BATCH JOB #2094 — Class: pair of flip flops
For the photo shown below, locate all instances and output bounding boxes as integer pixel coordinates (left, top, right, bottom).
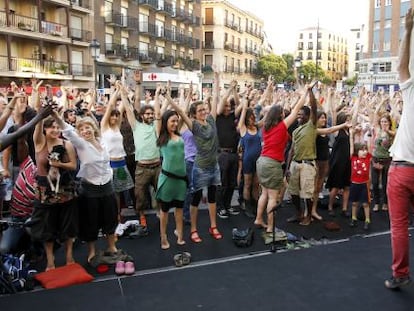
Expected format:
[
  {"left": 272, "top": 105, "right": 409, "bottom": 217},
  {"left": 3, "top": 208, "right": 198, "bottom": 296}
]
[{"left": 173, "top": 252, "right": 191, "bottom": 267}]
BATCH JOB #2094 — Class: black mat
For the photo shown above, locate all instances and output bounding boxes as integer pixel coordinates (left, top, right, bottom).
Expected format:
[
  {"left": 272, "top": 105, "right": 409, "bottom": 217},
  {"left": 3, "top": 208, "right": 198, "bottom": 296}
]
[
  {"left": 2, "top": 233, "right": 414, "bottom": 311},
  {"left": 28, "top": 197, "right": 392, "bottom": 277}
]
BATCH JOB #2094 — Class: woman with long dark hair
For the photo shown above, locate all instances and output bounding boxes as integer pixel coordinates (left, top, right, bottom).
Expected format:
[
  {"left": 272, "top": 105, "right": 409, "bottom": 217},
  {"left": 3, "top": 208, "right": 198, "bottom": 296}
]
[
  {"left": 165, "top": 71, "right": 222, "bottom": 243},
  {"left": 156, "top": 109, "right": 187, "bottom": 249}
]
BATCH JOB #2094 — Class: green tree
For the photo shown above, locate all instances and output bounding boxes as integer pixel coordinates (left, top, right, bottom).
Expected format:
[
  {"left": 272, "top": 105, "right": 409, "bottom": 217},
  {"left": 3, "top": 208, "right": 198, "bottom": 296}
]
[
  {"left": 281, "top": 54, "right": 296, "bottom": 85},
  {"left": 298, "top": 62, "right": 326, "bottom": 82},
  {"left": 256, "top": 54, "right": 288, "bottom": 83}
]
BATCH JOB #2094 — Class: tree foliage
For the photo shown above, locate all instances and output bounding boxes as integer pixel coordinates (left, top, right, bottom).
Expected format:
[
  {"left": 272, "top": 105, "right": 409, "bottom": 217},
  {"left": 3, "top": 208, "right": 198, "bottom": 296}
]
[{"left": 256, "top": 54, "right": 288, "bottom": 83}]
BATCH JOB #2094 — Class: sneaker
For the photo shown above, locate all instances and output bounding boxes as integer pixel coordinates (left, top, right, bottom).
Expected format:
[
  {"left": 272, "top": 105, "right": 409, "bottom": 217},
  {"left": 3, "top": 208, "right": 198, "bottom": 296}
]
[
  {"left": 349, "top": 219, "right": 358, "bottom": 227},
  {"left": 228, "top": 206, "right": 240, "bottom": 216},
  {"left": 217, "top": 208, "right": 229, "bottom": 219},
  {"left": 363, "top": 222, "right": 370, "bottom": 231},
  {"left": 384, "top": 276, "right": 411, "bottom": 289}
]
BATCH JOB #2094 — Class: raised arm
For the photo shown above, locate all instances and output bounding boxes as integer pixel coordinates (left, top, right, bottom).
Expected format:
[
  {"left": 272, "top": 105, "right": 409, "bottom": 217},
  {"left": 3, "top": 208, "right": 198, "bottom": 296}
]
[
  {"left": 398, "top": 8, "right": 413, "bottom": 83},
  {"left": 210, "top": 70, "right": 220, "bottom": 119},
  {"left": 283, "top": 85, "right": 309, "bottom": 128},
  {"left": 217, "top": 80, "right": 234, "bottom": 115},
  {"left": 101, "top": 85, "right": 120, "bottom": 131},
  {"left": 237, "top": 95, "right": 248, "bottom": 136},
  {"left": 164, "top": 92, "right": 193, "bottom": 131},
  {"left": 4, "top": 102, "right": 52, "bottom": 152}
]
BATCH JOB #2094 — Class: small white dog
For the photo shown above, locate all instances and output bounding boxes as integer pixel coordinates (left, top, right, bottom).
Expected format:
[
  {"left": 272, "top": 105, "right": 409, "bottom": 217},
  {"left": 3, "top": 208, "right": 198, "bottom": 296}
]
[{"left": 47, "top": 145, "right": 65, "bottom": 194}]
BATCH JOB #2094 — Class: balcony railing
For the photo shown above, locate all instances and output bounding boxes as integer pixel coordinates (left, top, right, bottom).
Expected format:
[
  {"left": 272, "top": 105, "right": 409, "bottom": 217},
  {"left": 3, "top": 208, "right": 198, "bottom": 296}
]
[
  {"left": 0, "top": 56, "right": 93, "bottom": 77},
  {"left": 122, "top": 47, "right": 139, "bottom": 61},
  {"left": 105, "top": 12, "right": 123, "bottom": 26},
  {"left": 69, "top": 28, "right": 92, "bottom": 41},
  {"left": 105, "top": 43, "right": 122, "bottom": 58},
  {"left": 71, "top": 0, "right": 91, "bottom": 9},
  {"left": 203, "top": 41, "right": 214, "bottom": 49},
  {"left": 138, "top": 0, "right": 158, "bottom": 9},
  {"left": 72, "top": 63, "right": 93, "bottom": 76}
]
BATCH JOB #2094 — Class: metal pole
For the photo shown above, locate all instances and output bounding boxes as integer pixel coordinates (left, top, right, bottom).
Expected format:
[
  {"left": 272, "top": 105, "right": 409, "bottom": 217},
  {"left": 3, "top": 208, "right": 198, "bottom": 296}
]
[{"left": 315, "top": 18, "right": 319, "bottom": 81}]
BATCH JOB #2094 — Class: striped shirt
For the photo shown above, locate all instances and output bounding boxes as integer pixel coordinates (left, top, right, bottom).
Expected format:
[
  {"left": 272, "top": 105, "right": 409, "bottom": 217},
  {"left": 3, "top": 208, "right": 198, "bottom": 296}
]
[{"left": 10, "top": 156, "right": 36, "bottom": 217}]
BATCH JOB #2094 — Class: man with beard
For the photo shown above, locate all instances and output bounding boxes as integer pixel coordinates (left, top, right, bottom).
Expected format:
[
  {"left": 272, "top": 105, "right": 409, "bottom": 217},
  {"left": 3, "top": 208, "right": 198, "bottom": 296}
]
[{"left": 124, "top": 74, "right": 160, "bottom": 228}]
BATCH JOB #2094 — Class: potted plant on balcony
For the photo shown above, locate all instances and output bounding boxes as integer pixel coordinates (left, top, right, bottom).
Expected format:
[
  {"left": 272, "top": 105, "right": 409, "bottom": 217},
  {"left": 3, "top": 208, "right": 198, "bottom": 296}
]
[
  {"left": 18, "top": 22, "right": 34, "bottom": 31},
  {"left": 50, "top": 64, "right": 68, "bottom": 75},
  {"left": 20, "top": 60, "right": 34, "bottom": 72}
]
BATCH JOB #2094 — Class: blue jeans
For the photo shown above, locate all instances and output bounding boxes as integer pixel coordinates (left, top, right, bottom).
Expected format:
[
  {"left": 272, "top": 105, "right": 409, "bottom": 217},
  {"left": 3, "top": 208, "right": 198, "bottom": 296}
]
[
  {"left": 0, "top": 217, "right": 27, "bottom": 254},
  {"left": 183, "top": 160, "right": 194, "bottom": 221}
]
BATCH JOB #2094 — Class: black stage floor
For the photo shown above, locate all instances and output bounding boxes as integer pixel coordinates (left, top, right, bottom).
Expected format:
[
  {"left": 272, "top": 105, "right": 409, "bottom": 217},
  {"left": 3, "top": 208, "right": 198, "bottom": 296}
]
[
  {"left": 2, "top": 198, "right": 414, "bottom": 310},
  {"left": 2, "top": 232, "right": 414, "bottom": 311}
]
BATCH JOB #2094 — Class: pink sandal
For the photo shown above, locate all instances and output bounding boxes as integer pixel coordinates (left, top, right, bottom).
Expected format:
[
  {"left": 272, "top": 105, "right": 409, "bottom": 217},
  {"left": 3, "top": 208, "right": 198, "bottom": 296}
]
[
  {"left": 124, "top": 261, "right": 135, "bottom": 275},
  {"left": 115, "top": 261, "right": 125, "bottom": 275}
]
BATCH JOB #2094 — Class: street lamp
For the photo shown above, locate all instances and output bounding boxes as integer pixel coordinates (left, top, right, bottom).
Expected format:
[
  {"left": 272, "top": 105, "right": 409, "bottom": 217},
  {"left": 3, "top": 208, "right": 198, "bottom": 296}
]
[
  {"left": 294, "top": 57, "right": 302, "bottom": 84},
  {"left": 89, "top": 39, "right": 100, "bottom": 88}
]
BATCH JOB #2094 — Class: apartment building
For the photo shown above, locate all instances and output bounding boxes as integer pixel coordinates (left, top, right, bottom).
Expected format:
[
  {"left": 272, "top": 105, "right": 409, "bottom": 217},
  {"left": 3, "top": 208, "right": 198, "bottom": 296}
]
[
  {"left": 97, "top": 0, "right": 202, "bottom": 93},
  {"left": 358, "top": 0, "right": 413, "bottom": 92},
  {"left": 0, "top": 0, "right": 94, "bottom": 93},
  {"left": 201, "top": 0, "right": 264, "bottom": 89},
  {"left": 295, "top": 26, "right": 348, "bottom": 82}
]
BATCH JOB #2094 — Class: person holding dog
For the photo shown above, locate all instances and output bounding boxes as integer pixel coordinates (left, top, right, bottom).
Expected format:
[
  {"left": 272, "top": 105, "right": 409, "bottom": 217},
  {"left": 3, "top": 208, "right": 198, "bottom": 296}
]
[{"left": 33, "top": 102, "right": 78, "bottom": 271}]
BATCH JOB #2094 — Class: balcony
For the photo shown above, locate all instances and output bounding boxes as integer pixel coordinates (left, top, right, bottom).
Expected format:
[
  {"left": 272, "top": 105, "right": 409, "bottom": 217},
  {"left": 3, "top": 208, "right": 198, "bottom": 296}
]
[
  {"left": 138, "top": 0, "right": 158, "bottom": 9},
  {"left": 139, "top": 52, "right": 155, "bottom": 64},
  {"left": 157, "top": 54, "right": 174, "bottom": 67},
  {"left": 0, "top": 56, "right": 92, "bottom": 77},
  {"left": 203, "top": 41, "right": 214, "bottom": 49},
  {"left": 105, "top": 43, "right": 122, "bottom": 58},
  {"left": 139, "top": 22, "right": 157, "bottom": 37},
  {"left": 224, "top": 65, "right": 234, "bottom": 73},
  {"left": 105, "top": 12, "right": 123, "bottom": 27},
  {"left": 175, "top": 8, "right": 187, "bottom": 21},
  {"left": 72, "top": 63, "right": 93, "bottom": 76},
  {"left": 157, "top": 2, "right": 174, "bottom": 16},
  {"left": 70, "top": 0, "right": 91, "bottom": 10},
  {"left": 69, "top": 28, "right": 92, "bottom": 42},
  {"left": 122, "top": 47, "right": 139, "bottom": 61},
  {"left": 124, "top": 16, "right": 139, "bottom": 30}
]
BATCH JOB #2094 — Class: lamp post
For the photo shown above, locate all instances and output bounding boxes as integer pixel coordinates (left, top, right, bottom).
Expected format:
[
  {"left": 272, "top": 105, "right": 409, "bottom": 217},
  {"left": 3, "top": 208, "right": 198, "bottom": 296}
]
[
  {"left": 294, "top": 57, "right": 302, "bottom": 85},
  {"left": 89, "top": 39, "right": 100, "bottom": 89}
]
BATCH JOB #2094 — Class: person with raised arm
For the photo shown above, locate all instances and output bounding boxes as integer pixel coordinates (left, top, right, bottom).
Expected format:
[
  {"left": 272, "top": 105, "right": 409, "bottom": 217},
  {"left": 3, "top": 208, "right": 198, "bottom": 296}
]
[
  {"left": 254, "top": 84, "right": 309, "bottom": 234},
  {"left": 164, "top": 70, "right": 222, "bottom": 243},
  {"left": 384, "top": 8, "right": 414, "bottom": 290}
]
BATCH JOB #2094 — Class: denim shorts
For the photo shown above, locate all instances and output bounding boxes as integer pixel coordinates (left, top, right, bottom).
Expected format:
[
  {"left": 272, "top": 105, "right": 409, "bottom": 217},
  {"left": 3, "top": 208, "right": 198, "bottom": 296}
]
[{"left": 192, "top": 162, "right": 221, "bottom": 192}]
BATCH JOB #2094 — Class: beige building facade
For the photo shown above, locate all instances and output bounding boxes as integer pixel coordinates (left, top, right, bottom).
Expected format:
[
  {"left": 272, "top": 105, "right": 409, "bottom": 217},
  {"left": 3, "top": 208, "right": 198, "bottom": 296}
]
[
  {"left": 201, "top": 0, "right": 264, "bottom": 89},
  {"left": 295, "top": 26, "right": 348, "bottom": 82},
  {"left": 0, "top": 0, "right": 94, "bottom": 92}
]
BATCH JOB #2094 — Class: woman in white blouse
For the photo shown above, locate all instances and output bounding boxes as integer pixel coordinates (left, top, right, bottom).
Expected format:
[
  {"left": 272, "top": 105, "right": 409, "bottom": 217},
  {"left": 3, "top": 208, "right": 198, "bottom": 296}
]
[{"left": 52, "top": 96, "right": 119, "bottom": 263}]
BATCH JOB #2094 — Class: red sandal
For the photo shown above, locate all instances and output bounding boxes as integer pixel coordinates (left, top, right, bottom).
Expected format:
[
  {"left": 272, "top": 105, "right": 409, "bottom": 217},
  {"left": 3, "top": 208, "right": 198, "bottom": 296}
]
[
  {"left": 209, "top": 227, "right": 222, "bottom": 240},
  {"left": 190, "top": 231, "right": 202, "bottom": 243}
]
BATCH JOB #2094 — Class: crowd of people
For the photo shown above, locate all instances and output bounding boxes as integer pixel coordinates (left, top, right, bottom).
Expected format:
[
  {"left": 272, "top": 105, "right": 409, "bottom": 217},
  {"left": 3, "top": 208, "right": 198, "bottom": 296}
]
[{"left": 0, "top": 26, "right": 412, "bottom": 288}]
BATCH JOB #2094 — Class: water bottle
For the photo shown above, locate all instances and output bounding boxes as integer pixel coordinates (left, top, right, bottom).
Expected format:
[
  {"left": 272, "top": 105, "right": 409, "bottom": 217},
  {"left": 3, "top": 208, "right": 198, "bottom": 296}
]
[{"left": 4, "top": 178, "right": 12, "bottom": 201}]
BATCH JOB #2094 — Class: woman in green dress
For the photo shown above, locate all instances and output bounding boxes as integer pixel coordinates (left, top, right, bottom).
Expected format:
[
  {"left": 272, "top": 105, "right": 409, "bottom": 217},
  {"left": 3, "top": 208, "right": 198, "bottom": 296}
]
[{"left": 156, "top": 109, "right": 187, "bottom": 249}]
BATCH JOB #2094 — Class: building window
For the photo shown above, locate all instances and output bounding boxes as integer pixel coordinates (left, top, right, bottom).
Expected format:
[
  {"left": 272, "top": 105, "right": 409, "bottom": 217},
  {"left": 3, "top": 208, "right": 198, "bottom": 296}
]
[
  {"left": 309, "top": 33, "right": 312, "bottom": 39},
  {"left": 384, "top": 19, "right": 391, "bottom": 28},
  {"left": 383, "top": 40, "right": 390, "bottom": 51},
  {"left": 375, "top": 0, "right": 381, "bottom": 8},
  {"left": 385, "top": 0, "right": 392, "bottom": 5},
  {"left": 205, "top": 55, "right": 213, "bottom": 66},
  {"left": 139, "top": 14, "right": 148, "bottom": 32},
  {"left": 299, "top": 33, "right": 303, "bottom": 39},
  {"left": 374, "top": 21, "right": 380, "bottom": 30}
]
